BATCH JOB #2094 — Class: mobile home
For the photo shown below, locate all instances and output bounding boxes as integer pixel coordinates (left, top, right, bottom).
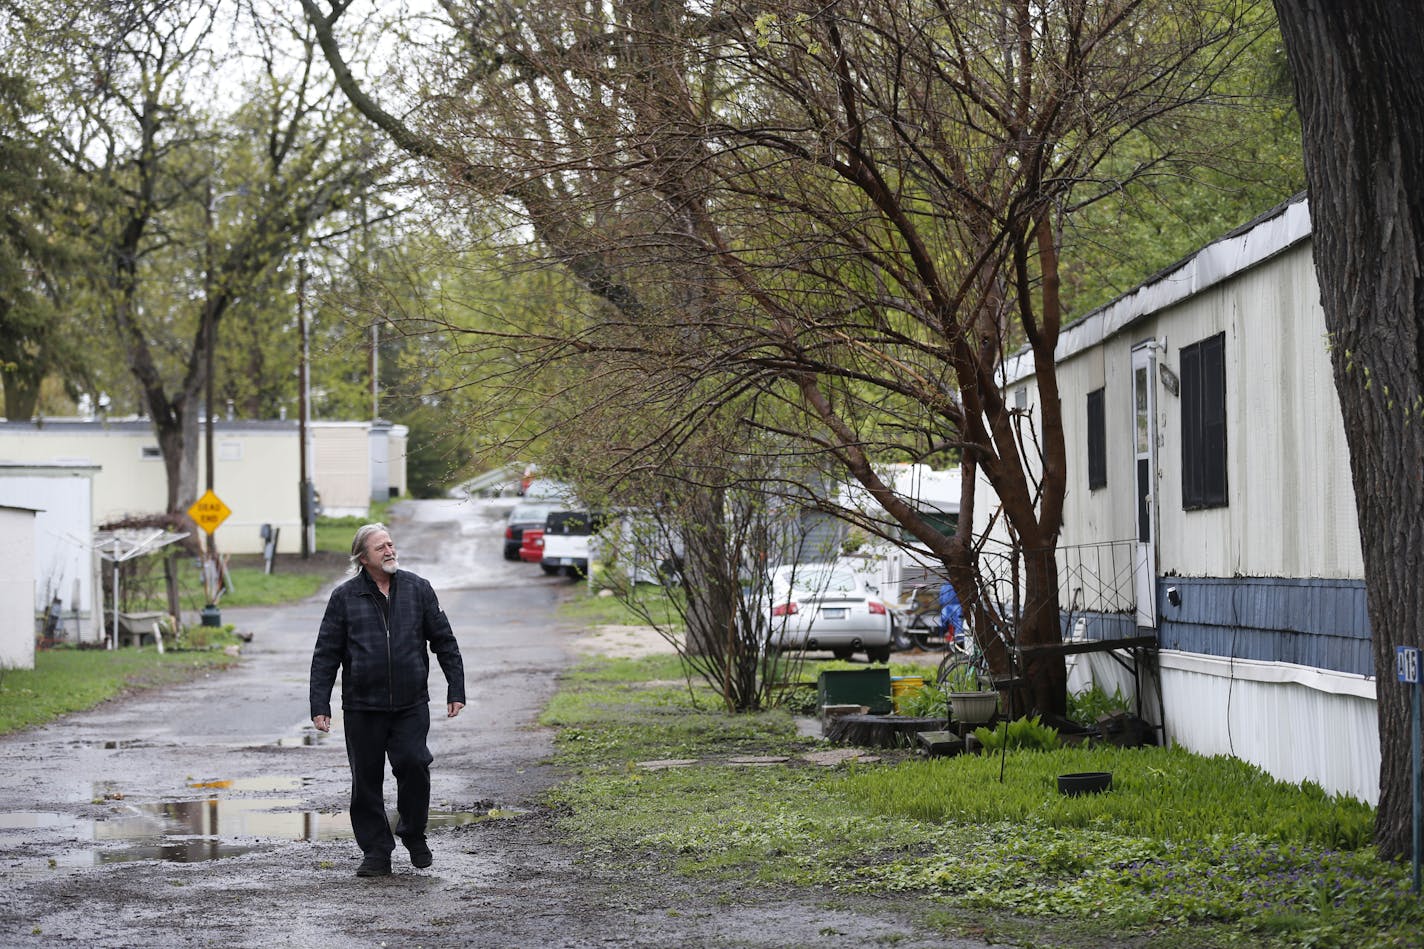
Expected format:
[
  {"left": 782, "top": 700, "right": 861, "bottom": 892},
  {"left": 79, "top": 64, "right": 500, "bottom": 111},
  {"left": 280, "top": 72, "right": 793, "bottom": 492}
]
[{"left": 982, "top": 194, "right": 1377, "bottom": 802}]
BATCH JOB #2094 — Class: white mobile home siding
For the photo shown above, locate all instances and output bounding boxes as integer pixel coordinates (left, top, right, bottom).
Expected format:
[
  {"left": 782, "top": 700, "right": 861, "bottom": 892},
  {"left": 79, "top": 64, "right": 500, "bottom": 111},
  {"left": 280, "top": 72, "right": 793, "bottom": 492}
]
[
  {"left": 0, "top": 421, "right": 300, "bottom": 555},
  {"left": 312, "top": 423, "right": 372, "bottom": 516},
  {"left": 1053, "top": 242, "right": 1362, "bottom": 581},
  {"left": 0, "top": 506, "right": 38, "bottom": 668},
  {"left": 1159, "top": 245, "right": 1359, "bottom": 580},
  {"left": 980, "top": 196, "right": 1379, "bottom": 803},
  {"left": 0, "top": 423, "right": 170, "bottom": 525},
  {"left": 367, "top": 421, "right": 411, "bottom": 502},
  {"left": 200, "top": 427, "right": 302, "bottom": 555},
  {"left": 387, "top": 428, "right": 408, "bottom": 498},
  {"left": 0, "top": 420, "right": 406, "bottom": 540},
  {"left": 0, "top": 463, "right": 102, "bottom": 643}
]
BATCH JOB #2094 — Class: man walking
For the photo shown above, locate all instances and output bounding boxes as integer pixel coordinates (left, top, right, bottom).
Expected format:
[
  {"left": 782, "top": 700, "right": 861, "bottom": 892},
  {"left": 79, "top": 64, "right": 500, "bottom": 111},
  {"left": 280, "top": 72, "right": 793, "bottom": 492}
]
[{"left": 310, "top": 523, "right": 466, "bottom": 877}]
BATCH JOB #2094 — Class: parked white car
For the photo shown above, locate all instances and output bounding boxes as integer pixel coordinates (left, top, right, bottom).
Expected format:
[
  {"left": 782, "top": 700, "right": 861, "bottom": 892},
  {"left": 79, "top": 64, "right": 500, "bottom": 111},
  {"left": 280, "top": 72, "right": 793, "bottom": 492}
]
[
  {"left": 540, "top": 510, "right": 604, "bottom": 578},
  {"left": 767, "top": 562, "right": 893, "bottom": 662}
]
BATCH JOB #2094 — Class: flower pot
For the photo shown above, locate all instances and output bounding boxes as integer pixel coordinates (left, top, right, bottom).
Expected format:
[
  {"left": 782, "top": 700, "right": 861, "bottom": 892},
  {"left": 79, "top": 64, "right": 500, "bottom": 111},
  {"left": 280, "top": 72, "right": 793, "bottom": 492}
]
[
  {"left": 1057, "top": 771, "right": 1113, "bottom": 796},
  {"left": 947, "top": 690, "right": 998, "bottom": 724}
]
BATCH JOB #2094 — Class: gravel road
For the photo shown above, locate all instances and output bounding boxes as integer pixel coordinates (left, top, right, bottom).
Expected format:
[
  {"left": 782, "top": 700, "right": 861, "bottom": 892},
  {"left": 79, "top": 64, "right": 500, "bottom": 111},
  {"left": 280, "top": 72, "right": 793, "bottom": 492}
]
[{"left": 0, "top": 498, "right": 984, "bottom": 948}]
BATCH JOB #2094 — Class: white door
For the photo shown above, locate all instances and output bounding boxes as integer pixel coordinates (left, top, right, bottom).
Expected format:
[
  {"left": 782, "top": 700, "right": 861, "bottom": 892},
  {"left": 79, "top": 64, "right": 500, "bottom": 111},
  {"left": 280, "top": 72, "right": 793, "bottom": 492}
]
[{"left": 1131, "top": 343, "right": 1159, "bottom": 628}]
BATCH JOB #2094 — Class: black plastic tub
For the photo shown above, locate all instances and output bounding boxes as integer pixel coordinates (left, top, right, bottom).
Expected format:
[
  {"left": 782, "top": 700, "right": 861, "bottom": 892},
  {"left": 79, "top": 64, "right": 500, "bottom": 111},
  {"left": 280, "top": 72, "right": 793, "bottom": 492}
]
[{"left": 1057, "top": 771, "right": 1113, "bottom": 796}]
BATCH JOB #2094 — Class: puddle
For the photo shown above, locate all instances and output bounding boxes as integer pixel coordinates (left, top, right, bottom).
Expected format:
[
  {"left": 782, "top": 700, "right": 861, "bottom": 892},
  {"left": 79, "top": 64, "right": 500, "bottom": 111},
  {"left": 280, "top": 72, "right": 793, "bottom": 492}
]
[
  {"left": 0, "top": 794, "right": 511, "bottom": 866},
  {"left": 186, "top": 776, "right": 307, "bottom": 792},
  {"left": 99, "top": 839, "right": 262, "bottom": 864}
]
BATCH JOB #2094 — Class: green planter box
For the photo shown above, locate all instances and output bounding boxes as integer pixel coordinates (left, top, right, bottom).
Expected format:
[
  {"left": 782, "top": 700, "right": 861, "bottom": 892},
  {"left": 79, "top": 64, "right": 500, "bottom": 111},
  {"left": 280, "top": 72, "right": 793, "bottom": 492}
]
[{"left": 818, "top": 668, "right": 893, "bottom": 715}]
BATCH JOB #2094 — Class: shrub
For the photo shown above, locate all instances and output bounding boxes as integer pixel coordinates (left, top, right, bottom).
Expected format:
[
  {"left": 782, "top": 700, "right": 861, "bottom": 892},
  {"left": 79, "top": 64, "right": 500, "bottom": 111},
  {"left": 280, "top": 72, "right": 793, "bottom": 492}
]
[
  {"left": 974, "top": 714, "right": 1060, "bottom": 752},
  {"left": 896, "top": 681, "right": 948, "bottom": 718},
  {"left": 1067, "top": 683, "right": 1131, "bottom": 726},
  {"left": 177, "top": 623, "right": 243, "bottom": 651}
]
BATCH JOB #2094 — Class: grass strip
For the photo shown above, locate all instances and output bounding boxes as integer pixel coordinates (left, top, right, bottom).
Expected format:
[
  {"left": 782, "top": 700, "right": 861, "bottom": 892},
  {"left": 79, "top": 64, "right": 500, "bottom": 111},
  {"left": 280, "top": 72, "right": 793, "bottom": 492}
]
[
  {"left": 542, "top": 651, "right": 1422, "bottom": 949},
  {"left": 0, "top": 647, "right": 236, "bottom": 736}
]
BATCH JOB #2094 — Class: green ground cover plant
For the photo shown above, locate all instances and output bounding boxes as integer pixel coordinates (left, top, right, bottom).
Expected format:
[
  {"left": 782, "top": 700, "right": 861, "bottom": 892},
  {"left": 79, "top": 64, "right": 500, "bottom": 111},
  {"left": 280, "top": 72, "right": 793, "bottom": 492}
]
[
  {"left": 0, "top": 647, "right": 235, "bottom": 735},
  {"left": 212, "top": 562, "right": 331, "bottom": 606},
  {"left": 557, "top": 582, "right": 685, "bottom": 631},
  {"left": 556, "top": 586, "right": 680, "bottom": 628},
  {"left": 894, "top": 680, "right": 948, "bottom": 718},
  {"left": 175, "top": 623, "right": 246, "bottom": 651},
  {"left": 543, "top": 652, "right": 1420, "bottom": 948},
  {"left": 971, "top": 714, "right": 1060, "bottom": 753},
  {"left": 1067, "top": 683, "right": 1133, "bottom": 725}
]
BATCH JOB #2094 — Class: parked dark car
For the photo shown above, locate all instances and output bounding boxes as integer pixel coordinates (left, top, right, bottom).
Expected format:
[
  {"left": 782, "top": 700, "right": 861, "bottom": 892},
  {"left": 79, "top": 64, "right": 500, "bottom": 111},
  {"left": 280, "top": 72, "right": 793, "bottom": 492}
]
[{"left": 504, "top": 502, "right": 558, "bottom": 560}]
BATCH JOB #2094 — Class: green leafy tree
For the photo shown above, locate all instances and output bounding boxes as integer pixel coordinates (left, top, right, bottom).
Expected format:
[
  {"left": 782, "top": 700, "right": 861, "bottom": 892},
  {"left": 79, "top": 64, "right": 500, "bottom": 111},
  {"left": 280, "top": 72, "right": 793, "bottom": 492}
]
[
  {"left": 26, "top": 0, "right": 388, "bottom": 522},
  {"left": 0, "top": 66, "right": 87, "bottom": 418},
  {"left": 1064, "top": 30, "right": 1305, "bottom": 315}
]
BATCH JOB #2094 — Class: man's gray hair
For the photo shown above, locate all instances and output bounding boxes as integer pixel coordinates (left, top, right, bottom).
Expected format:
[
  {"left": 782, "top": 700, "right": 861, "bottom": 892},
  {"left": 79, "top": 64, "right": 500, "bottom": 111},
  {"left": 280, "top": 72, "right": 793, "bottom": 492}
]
[{"left": 349, "top": 523, "right": 390, "bottom": 572}]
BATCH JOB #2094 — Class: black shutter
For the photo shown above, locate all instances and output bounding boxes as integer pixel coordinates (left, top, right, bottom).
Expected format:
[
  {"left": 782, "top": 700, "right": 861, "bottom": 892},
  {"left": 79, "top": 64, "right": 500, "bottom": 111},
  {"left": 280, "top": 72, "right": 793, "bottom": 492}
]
[
  {"left": 1181, "top": 344, "right": 1202, "bottom": 506},
  {"left": 1181, "top": 332, "right": 1227, "bottom": 509},
  {"left": 1087, "top": 388, "right": 1106, "bottom": 490},
  {"left": 1200, "top": 333, "right": 1228, "bottom": 506}
]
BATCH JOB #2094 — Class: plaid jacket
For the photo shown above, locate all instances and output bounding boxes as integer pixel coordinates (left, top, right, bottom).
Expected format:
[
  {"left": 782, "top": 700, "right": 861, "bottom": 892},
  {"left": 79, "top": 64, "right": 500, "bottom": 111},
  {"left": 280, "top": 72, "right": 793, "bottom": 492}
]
[{"left": 309, "top": 568, "right": 465, "bottom": 717}]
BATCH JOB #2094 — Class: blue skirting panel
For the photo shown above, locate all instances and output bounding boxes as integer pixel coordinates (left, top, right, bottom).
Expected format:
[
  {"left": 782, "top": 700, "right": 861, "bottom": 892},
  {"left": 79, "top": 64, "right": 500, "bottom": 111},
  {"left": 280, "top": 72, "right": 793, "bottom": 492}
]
[
  {"left": 1154, "top": 576, "right": 1372, "bottom": 676},
  {"left": 1059, "top": 611, "right": 1139, "bottom": 642}
]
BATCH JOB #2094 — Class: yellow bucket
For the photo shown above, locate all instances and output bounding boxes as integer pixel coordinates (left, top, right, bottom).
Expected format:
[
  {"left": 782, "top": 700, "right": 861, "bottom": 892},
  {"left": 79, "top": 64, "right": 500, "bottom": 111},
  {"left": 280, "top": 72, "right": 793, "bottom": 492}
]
[{"left": 890, "top": 675, "right": 925, "bottom": 714}]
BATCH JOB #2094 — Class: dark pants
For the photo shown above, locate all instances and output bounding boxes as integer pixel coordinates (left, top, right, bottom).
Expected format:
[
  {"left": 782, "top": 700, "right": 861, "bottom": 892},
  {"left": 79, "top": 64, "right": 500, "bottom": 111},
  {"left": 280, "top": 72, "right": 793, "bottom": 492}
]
[{"left": 343, "top": 704, "right": 433, "bottom": 859}]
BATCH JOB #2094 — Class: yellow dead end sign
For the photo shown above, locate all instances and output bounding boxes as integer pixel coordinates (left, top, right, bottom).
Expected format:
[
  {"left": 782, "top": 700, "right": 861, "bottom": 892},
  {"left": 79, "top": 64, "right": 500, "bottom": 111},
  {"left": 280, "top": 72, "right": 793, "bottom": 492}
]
[{"left": 187, "top": 489, "right": 232, "bottom": 534}]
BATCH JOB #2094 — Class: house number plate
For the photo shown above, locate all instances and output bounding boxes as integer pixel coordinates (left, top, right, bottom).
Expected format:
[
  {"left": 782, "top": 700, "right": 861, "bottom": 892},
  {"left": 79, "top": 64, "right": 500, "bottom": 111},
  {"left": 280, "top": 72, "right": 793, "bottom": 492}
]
[{"left": 1397, "top": 646, "right": 1420, "bottom": 684}]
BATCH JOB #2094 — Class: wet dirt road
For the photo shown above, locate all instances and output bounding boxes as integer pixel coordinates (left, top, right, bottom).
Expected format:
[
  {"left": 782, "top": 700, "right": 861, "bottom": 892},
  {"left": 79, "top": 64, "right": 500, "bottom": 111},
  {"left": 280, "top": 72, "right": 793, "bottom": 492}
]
[{"left": 0, "top": 498, "right": 980, "bottom": 948}]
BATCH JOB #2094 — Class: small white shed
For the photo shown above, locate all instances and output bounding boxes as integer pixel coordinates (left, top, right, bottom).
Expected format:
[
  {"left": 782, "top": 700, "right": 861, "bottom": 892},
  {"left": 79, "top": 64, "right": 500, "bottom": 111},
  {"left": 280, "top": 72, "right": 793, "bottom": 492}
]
[
  {"left": 0, "top": 462, "right": 102, "bottom": 644},
  {"left": 0, "top": 505, "right": 39, "bottom": 668}
]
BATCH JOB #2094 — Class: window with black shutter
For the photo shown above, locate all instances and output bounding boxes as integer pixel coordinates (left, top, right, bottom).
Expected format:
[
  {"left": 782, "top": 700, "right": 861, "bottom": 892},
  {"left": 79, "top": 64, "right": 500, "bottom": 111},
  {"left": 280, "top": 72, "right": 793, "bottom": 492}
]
[
  {"left": 1181, "top": 332, "right": 1227, "bottom": 509},
  {"left": 1086, "top": 387, "right": 1106, "bottom": 490}
]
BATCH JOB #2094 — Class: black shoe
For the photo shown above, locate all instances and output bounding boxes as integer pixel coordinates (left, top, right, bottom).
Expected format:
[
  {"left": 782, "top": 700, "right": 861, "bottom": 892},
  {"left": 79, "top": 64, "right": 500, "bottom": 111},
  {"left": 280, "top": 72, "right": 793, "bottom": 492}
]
[
  {"left": 355, "top": 855, "right": 392, "bottom": 878},
  {"left": 406, "top": 838, "right": 433, "bottom": 869}
]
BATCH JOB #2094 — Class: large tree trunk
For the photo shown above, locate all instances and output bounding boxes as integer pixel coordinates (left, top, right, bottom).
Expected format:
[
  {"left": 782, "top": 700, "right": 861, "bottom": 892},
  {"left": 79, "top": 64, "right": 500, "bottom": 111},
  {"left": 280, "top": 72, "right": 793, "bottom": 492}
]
[
  {"left": 1019, "top": 547, "right": 1068, "bottom": 716},
  {"left": 1273, "top": 0, "right": 1424, "bottom": 858},
  {"left": 0, "top": 368, "right": 39, "bottom": 421},
  {"left": 153, "top": 404, "right": 201, "bottom": 516},
  {"left": 681, "top": 482, "right": 733, "bottom": 657}
]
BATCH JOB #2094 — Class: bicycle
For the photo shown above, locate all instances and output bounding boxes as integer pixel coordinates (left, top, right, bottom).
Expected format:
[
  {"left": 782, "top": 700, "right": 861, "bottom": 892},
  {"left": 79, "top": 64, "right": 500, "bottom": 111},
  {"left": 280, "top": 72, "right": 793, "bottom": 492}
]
[
  {"left": 891, "top": 583, "right": 950, "bottom": 652},
  {"left": 935, "top": 627, "right": 991, "bottom": 693}
]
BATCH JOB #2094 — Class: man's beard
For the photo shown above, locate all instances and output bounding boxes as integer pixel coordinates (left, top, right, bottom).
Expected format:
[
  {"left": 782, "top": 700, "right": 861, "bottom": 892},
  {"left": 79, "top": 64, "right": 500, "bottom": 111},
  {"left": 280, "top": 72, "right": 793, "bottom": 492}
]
[{"left": 380, "top": 558, "right": 398, "bottom": 575}]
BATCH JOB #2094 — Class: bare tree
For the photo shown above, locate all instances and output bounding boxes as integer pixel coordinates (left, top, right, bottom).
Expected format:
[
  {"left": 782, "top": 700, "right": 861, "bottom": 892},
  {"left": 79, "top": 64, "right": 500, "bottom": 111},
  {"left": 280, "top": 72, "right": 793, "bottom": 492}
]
[
  {"left": 568, "top": 415, "right": 815, "bottom": 712},
  {"left": 305, "top": 0, "right": 1277, "bottom": 715},
  {"left": 37, "top": 0, "right": 385, "bottom": 522},
  {"left": 1273, "top": 0, "right": 1424, "bottom": 858}
]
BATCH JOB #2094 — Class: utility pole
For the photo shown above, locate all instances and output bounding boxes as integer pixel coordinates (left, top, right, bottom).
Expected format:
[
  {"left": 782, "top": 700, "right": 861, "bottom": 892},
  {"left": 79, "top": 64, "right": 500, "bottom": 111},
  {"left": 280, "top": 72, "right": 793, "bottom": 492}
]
[
  {"left": 198, "top": 180, "right": 247, "bottom": 623},
  {"left": 202, "top": 180, "right": 221, "bottom": 625},
  {"left": 298, "top": 256, "right": 313, "bottom": 558},
  {"left": 204, "top": 180, "right": 217, "bottom": 498},
  {"left": 360, "top": 191, "right": 379, "bottom": 421}
]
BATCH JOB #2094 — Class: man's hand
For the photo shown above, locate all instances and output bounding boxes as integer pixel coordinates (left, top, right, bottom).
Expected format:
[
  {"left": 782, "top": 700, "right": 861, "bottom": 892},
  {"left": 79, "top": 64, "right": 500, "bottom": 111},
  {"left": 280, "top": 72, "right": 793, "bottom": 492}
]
[
  {"left": 313, "top": 715, "right": 331, "bottom": 733},
  {"left": 447, "top": 702, "right": 464, "bottom": 719}
]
